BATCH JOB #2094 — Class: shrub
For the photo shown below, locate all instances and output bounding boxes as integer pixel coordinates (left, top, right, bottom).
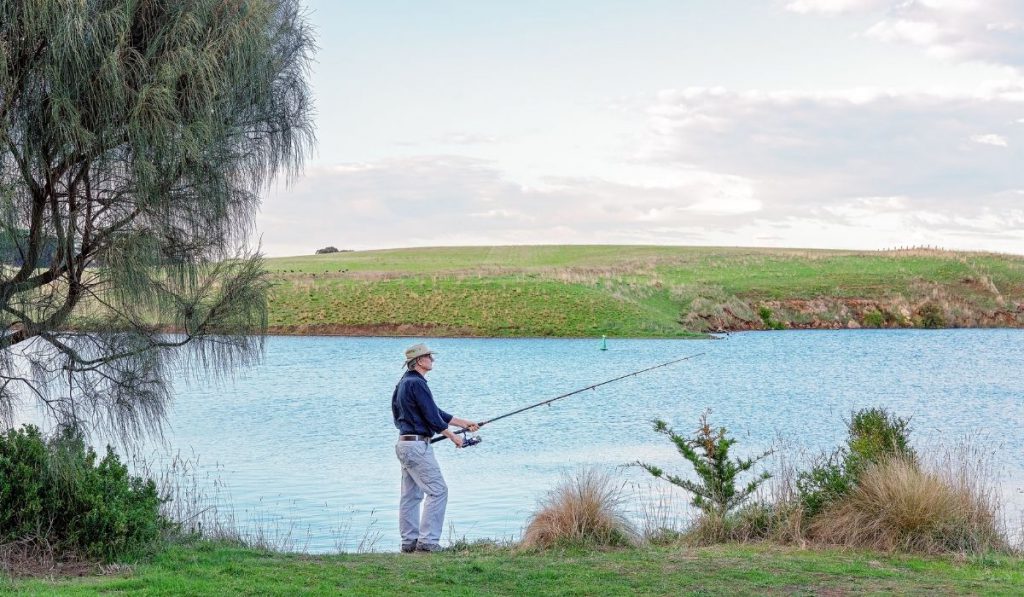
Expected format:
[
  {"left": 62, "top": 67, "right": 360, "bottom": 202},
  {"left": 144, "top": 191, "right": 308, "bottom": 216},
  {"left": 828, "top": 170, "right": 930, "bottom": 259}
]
[
  {"left": 0, "top": 425, "right": 169, "bottom": 562},
  {"left": 637, "top": 413, "right": 772, "bottom": 524},
  {"left": 757, "top": 306, "right": 785, "bottom": 330},
  {"left": 522, "top": 468, "right": 637, "bottom": 549},
  {"left": 845, "top": 408, "right": 915, "bottom": 478},
  {"left": 796, "top": 451, "right": 851, "bottom": 518},
  {"left": 718, "top": 502, "right": 779, "bottom": 543},
  {"left": 315, "top": 246, "right": 339, "bottom": 254},
  {"left": 863, "top": 310, "right": 885, "bottom": 328},
  {"left": 796, "top": 408, "right": 914, "bottom": 517},
  {"left": 917, "top": 303, "right": 946, "bottom": 328},
  {"left": 810, "top": 457, "right": 1003, "bottom": 554}
]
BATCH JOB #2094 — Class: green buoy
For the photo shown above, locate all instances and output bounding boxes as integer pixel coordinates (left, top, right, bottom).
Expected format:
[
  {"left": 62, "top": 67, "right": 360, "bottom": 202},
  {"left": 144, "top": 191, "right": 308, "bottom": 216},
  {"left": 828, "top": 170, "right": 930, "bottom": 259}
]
[{"left": 600, "top": 335, "right": 608, "bottom": 351}]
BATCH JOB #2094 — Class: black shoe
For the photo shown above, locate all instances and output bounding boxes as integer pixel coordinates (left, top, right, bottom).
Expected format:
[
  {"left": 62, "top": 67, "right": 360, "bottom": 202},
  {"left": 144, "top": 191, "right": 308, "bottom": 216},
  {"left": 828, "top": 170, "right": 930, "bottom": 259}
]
[
  {"left": 414, "top": 543, "right": 443, "bottom": 553},
  {"left": 401, "top": 541, "right": 417, "bottom": 553}
]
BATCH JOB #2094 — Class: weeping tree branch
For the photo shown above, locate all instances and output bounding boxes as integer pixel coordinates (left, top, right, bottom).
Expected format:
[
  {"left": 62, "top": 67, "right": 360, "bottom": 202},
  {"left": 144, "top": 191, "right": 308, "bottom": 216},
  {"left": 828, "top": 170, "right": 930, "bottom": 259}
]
[{"left": 0, "top": 0, "right": 315, "bottom": 443}]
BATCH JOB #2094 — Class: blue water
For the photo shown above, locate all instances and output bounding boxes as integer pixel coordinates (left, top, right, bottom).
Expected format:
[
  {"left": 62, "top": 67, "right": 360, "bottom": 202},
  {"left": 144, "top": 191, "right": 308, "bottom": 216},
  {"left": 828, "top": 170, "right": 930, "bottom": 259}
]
[{"left": 149, "top": 330, "right": 1024, "bottom": 552}]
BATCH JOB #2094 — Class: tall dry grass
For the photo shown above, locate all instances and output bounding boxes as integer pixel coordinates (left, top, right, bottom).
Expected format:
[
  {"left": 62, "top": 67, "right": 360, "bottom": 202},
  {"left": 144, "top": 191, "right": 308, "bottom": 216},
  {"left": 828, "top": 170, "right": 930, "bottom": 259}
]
[
  {"left": 635, "top": 432, "right": 1015, "bottom": 555},
  {"left": 131, "top": 450, "right": 382, "bottom": 554},
  {"left": 630, "top": 481, "right": 689, "bottom": 544},
  {"left": 810, "top": 456, "right": 1003, "bottom": 554},
  {"left": 522, "top": 469, "right": 638, "bottom": 549}
]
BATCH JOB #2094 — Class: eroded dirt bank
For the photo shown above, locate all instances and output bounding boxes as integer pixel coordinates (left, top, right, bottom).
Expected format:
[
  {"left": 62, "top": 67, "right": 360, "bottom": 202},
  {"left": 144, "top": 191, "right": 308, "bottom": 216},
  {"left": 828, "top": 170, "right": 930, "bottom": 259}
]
[{"left": 259, "top": 297, "right": 1024, "bottom": 337}]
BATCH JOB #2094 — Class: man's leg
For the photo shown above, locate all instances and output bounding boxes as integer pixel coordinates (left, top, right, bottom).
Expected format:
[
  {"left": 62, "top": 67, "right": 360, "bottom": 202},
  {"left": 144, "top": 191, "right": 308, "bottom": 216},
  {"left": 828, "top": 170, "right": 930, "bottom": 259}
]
[
  {"left": 396, "top": 443, "right": 425, "bottom": 551},
  {"left": 401, "top": 443, "right": 448, "bottom": 549}
]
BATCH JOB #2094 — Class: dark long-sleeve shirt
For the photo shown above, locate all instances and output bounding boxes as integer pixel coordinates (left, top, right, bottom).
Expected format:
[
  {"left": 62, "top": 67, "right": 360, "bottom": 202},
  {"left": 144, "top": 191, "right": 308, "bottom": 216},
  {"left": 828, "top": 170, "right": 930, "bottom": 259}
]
[{"left": 392, "top": 370, "right": 453, "bottom": 436}]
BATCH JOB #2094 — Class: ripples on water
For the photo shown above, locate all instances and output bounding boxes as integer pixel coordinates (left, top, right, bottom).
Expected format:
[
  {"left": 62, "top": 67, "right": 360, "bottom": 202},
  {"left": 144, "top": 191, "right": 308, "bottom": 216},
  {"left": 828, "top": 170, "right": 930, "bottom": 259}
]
[{"left": 78, "top": 330, "right": 1024, "bottom": 551}]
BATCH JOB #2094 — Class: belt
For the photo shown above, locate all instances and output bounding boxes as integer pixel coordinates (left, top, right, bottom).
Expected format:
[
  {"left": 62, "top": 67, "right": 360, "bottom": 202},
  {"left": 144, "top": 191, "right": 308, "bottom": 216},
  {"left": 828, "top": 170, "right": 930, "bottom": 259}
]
[{"left": 399, "top": 434, "right": 431, "bottom": 442}]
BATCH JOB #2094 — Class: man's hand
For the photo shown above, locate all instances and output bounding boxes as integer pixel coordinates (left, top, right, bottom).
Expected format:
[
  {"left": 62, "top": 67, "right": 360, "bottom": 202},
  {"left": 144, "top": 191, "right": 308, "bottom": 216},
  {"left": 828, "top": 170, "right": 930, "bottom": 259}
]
[
  {"left": 443, "top": 429, "right": 464, "bottom": 448},
  {"left": 451, "top": 417, "right": 481, "bottom": 432}
]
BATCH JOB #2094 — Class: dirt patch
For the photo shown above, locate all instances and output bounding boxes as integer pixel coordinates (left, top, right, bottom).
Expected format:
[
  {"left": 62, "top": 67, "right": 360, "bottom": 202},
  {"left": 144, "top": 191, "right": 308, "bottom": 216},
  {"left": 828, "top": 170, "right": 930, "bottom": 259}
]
[
  {"left": 759, "top": 297, "right": 1024, "bottom": 331},
  {"left": 686, "top": 296, "right": 1024, "bottom": 333}
]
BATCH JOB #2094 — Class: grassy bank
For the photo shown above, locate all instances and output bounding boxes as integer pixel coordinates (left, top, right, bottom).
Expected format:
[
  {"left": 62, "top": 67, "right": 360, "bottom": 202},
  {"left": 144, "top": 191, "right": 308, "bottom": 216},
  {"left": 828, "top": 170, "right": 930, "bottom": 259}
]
[
  {"left": 264, "top": 245, "right": 1024, "bottom": 337},
  {"left": 9, "top": 541, "right": 1024, "bottom": 595}
]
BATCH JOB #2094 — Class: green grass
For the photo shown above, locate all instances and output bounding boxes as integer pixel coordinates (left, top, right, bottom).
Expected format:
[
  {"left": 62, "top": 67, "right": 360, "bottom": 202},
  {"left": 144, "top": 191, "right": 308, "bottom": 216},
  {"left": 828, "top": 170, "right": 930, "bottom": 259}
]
[
  {"left": 268, "top": 276, "right": 695, "bottom": 337},
  {"left": 8, "top": 541, "right": 1023, "bottom": 595},
  {"left": 263, "top": 245, "right": 1024, "bottom": 337}
]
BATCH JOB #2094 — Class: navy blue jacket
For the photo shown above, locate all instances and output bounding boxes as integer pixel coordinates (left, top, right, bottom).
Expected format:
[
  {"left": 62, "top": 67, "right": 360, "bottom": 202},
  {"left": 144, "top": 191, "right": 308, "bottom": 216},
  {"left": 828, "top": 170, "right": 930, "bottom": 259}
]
[{"left": 392, "top": 370, "right": 453, "bottom": 436}]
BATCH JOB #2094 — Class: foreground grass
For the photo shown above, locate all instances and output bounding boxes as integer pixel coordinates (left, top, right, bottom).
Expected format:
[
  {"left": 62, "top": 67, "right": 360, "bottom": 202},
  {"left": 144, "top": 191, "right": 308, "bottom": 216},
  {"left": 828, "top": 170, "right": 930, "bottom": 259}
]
[
  {"left": 8, "top": 541, "right": 1024, "bottom": 595},
  {"left": 264, "top": 245, "right": 1024, "bottom": 337}
]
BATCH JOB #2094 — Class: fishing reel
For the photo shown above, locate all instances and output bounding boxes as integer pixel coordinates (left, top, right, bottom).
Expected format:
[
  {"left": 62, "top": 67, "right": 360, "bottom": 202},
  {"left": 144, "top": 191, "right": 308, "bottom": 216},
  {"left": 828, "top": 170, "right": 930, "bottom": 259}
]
[{"left": 455, "top": 428, "right": 482, "bottom": 448}]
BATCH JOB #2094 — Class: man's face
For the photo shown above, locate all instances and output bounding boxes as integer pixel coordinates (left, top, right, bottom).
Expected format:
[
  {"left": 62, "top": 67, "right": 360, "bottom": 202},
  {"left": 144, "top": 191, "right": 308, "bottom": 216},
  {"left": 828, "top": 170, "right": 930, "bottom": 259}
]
[{"left": 418, "top": 354, "right": 434, "bottom": 372}]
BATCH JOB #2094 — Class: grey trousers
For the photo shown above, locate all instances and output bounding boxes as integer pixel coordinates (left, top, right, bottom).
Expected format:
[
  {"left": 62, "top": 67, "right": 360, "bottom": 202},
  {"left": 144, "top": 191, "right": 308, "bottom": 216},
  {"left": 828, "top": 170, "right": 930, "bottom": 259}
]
[{"left": 395, "top": 440, "right": 448, "bottom": 547}]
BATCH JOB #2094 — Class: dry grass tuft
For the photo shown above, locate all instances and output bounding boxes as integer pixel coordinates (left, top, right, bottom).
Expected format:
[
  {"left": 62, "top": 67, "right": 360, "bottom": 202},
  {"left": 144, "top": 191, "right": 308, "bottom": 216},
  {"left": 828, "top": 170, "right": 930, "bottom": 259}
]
[
  {"left": 810, "top": 457, "right": 1003, "bottom": 554},
  {"left": 522, "top": 469, "right": 638, "bottom": 549}
]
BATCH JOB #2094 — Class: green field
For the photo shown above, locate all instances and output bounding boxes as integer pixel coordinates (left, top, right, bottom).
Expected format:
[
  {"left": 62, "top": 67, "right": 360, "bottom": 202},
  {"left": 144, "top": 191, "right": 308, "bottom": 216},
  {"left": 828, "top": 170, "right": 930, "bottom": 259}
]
[
  {"left": 9, "top": 541, "right": 1023, "bottom": 595},
  {"left": 263, "top": 246, "right": 1024, "bottom": 337}
]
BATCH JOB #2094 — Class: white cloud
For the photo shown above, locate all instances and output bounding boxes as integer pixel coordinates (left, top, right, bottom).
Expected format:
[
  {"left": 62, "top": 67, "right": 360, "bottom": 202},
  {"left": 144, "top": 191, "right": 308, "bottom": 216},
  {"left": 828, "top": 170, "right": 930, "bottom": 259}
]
[
  {"left": 790, "top": 0, "right": 1024, "bottom": 70},
  {"left": 971, "top": 133, "right": 1009, "bottom": 146},
  {"left": 629, "top": 86, "right": 1024, "bottom": 252},
  {"left": 784, "top": 0, "right": 889, "bottom": 15},
  {"left": 644, "top": 87, "right": 1022, "bottom": 191},
  {"left": 865, "top": 19, "right": 947, "bottom": 47},
  {"left": 986, "top": 22, "right": 1024, "bottom": 33}
]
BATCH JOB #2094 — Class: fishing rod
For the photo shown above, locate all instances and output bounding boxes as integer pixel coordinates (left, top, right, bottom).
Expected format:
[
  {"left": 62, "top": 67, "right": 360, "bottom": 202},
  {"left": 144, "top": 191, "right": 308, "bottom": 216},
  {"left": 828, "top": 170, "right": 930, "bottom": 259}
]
[{"left": 430, "top": 352, "right": 705, "bottom": 447}]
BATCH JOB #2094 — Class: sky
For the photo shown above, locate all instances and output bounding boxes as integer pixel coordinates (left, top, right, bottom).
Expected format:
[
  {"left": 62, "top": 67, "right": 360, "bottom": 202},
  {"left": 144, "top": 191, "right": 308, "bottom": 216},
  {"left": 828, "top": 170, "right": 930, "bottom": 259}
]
[{"left": 257, "top": 0, "right": 1024, "bottom": 256}]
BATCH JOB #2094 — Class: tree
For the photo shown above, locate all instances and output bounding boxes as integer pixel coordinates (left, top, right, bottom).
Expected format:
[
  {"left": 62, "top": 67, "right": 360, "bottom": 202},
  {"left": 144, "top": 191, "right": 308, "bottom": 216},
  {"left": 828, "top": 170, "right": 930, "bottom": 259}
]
[
  {"left": 636, "top": 413, "right": 772, "bottom": 518},
  {"left": 0, "top": 0, "right": 314, "bottom": 441}
]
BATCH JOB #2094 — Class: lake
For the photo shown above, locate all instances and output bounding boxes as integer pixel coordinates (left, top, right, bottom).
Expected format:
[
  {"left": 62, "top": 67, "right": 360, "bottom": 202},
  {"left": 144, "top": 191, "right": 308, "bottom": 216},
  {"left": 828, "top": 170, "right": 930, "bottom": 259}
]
[{"left": 135, "top": 330, "right": 1024, "bottom": 552}]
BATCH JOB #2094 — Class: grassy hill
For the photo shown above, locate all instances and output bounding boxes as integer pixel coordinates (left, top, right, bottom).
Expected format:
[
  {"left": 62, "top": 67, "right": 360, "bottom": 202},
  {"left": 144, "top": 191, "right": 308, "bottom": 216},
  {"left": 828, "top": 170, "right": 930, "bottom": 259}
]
[{"left": 263, "top": 245, "right": 1024, "bottom": 337}]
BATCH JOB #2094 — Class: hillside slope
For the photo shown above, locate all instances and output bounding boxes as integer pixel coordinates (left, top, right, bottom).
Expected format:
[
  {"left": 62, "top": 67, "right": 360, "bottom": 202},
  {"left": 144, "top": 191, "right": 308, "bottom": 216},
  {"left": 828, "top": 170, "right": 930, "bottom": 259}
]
[{"left": 264, "top": 246, "right": 1024, "bottom": 337}]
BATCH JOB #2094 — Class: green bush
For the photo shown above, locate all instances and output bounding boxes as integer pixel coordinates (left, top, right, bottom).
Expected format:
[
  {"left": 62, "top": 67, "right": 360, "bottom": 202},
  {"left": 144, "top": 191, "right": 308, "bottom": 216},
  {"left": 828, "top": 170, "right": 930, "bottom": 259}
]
[
  {"left": 796, "top": 408, "right": 914, "bottom": 518},
  {"left": 863, "top": 310, "right": 885, "bottom": 328},
  {"left": 917, "top": 303, "right": 946, "bottom": 328},
  {"left": 0, "top": 425, "right": 169, "bottom": 561},
  {"left": 845, "top": 408, "right": 915, "bottom": 478},
  {"left": 757, "top": 306, "right": 786, "bottom": 330},
  {"left": 796, "top": 451, "right": 851, "bottom": 517}
]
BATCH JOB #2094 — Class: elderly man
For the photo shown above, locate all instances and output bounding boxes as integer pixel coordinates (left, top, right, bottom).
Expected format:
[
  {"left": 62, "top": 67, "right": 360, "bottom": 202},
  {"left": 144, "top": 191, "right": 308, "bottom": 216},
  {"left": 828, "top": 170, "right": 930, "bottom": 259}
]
[{"left": 392, "top": 343, "right": 479, "bottom": 553}]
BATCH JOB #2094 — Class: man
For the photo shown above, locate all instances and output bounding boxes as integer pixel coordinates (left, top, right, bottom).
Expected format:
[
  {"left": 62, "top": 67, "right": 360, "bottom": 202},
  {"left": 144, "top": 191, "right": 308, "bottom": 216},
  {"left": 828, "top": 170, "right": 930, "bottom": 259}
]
[{"left": 392, "top": 343, "right": 479, "bottom": 553}]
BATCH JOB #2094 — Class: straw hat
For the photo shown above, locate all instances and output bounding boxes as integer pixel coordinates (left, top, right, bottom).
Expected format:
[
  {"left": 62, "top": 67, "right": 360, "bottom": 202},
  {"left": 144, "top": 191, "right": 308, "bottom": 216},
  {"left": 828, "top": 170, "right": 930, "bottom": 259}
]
[{"left": 404, "top": 343, "right": 436, "bottom": 361}]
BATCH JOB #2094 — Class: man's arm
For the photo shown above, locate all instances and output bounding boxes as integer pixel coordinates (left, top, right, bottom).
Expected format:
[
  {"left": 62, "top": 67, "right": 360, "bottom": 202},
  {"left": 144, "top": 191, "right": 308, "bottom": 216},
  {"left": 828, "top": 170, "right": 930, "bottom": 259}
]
[
  {"left": 439, "top": 408, "right": 479, "bottom": 432},
  {"left": 448, "top": 416, "right": 480, "bottom": 432}
]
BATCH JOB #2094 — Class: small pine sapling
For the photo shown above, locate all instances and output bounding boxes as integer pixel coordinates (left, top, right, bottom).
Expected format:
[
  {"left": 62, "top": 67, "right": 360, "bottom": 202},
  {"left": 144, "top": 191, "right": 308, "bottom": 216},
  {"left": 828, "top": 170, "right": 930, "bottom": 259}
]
[{"left": 637, "top": 412, "right": 772, "bottom": 518}]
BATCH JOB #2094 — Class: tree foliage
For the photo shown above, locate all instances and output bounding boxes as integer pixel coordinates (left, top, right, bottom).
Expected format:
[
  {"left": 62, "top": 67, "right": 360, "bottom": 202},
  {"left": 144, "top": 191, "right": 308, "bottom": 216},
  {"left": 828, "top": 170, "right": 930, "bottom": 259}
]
[{"left": 0, "top": 0, "right": 314, "bottom": 441}]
